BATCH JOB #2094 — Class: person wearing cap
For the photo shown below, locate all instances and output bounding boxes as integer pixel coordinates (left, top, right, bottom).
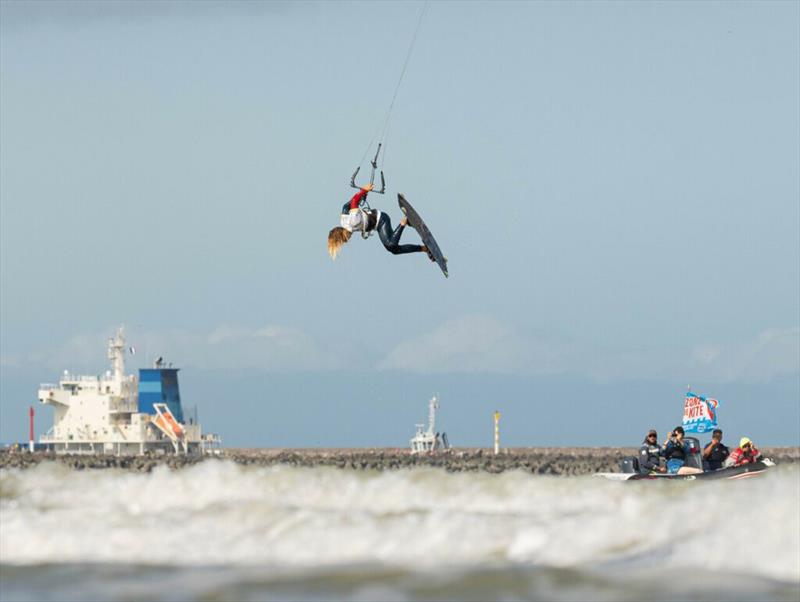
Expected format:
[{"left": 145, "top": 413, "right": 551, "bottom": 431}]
[
  {"left": 638, "top": 429, "right": 666, "bottom": 474},
  {"left": 728, "top": 437, "right": 761, "bottom": 466},
  {"left": 327, "top": 184, "right": 432, "bottom": 260},
  {"left": 702, "top": 429, "right": 730, "bottom": 471},
  {"left": 663, "top": 426, "right": 702, "bottom": 474}
]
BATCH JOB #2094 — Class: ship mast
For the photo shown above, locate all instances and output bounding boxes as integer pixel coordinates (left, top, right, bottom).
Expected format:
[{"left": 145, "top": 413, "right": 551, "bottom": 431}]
[
  {"left": 108, "top": 326, "right": 126, "bottom": 383},
  {"left": 427, "top": 396, "right": 438, "bottom": 436}
]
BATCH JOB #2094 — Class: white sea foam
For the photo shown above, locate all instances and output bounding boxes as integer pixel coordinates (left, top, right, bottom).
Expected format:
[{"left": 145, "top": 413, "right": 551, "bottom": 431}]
[{"left": 1, "top": 461, "right": 798, "bottom": 584}]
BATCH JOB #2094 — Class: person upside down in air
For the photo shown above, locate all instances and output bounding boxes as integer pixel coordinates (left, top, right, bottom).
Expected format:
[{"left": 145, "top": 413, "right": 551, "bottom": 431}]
[{"left": 327, "top": 183, "right": 433, "bottom": 261}]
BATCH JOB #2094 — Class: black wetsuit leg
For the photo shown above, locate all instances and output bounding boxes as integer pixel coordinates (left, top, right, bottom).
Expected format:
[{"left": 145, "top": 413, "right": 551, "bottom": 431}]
[{"left": 376, "top": 213, "right": 423, "bottom": 255}]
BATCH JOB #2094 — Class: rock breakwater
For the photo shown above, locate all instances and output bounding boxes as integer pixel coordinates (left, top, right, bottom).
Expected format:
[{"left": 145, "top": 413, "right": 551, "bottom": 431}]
[{"left": 1, "top": 447, "right": 797, "bottom": 475}]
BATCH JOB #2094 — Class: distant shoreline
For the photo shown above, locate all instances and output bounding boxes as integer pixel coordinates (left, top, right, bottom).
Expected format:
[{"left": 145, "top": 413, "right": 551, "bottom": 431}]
[{"left": 2, "top": 446, "right": 797, "bottom": 474}]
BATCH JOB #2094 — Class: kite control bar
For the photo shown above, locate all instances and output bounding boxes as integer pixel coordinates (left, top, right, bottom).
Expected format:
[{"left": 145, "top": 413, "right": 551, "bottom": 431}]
[{"left": 350, "top": 144, "right": 386, "bottom": 195}]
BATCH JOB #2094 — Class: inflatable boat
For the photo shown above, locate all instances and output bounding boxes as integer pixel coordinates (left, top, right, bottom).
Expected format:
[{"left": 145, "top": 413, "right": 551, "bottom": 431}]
[{"left": 595, "top": 436, "right": 775, "bottom": 481}]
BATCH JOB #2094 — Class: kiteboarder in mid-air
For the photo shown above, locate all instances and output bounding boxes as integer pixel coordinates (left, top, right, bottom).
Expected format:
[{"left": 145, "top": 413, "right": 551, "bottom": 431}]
[
  {"left": 327, "top": 144, "right": 448, "bottom": 277},
  {"left": 327, "top": 183, "right": 431, "bottom": 260},
  {"left": 326, "top": 6, "right": 451, "bottom": 274}
]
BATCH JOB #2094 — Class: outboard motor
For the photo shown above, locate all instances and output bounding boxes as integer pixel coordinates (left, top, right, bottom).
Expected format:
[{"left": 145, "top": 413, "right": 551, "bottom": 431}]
[
  {"left": 684, "top": 436, "right": 703, "bottom": 470},
  {"left": 620, "top": 456, "right": 639, "bottom": 473}
]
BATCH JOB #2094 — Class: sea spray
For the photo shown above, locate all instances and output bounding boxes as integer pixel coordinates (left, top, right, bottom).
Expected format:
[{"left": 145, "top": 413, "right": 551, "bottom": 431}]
[{"left": 1, "top": 461, "right": 798, "bottom": 601}]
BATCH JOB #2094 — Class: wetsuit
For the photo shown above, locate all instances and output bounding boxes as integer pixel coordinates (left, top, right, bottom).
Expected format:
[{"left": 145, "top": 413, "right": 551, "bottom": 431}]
[
  {"left": 703, "top": 442, "right": 730, "bottom": 471},
  {"left": 638, "top": 439, "right": 663, "bottom": 474},
  {"left": 340, "top": 190, "right": 423, "bottom": 255},
  {"left": 375, "top": 212, "right": 423, "bottom": 255}
]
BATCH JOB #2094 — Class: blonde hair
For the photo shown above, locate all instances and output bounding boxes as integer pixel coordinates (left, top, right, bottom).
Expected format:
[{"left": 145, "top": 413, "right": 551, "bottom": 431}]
[{"left": 327, "top": 227, "right": 352, "bottom": 260}]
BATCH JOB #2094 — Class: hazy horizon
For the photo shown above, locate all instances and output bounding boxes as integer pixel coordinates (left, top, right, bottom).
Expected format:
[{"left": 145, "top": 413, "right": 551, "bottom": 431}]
[{"left": 2, "top": 1, "right": 798, "bottom": 447}]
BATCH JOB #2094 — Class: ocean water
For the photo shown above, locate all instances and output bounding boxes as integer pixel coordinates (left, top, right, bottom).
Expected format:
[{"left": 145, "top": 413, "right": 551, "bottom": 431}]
[{"left": 1, "top": 460, "right": 798, "bottom": 602}]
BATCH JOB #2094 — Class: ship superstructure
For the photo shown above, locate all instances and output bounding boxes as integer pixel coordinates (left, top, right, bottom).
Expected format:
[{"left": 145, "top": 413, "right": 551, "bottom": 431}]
[
  {"left": 38, "top": 327, "right": 216, "bottom": 455},
  {"left": 410, "top": 395, "right": 450, "bottom": 454}
]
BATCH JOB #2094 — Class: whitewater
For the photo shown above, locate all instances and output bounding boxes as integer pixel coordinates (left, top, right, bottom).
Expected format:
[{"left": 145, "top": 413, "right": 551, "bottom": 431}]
[{"left": 1, "top": 461, "right": 799, "bottom": 601}]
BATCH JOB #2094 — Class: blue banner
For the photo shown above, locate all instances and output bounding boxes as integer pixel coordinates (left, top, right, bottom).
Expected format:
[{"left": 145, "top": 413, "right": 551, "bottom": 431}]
[{"left": 683, "top": 392, "right": 720, "bottom": 433}]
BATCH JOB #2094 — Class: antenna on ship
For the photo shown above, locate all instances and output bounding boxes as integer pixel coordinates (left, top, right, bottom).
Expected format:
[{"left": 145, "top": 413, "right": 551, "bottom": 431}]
[{"left": 108, "top": 325, "right": 126, "bottom": 383}]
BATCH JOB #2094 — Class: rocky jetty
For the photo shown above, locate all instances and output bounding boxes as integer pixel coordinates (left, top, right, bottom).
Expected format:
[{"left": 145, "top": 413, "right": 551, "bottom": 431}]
[{"left": 1, "top": 447, "right": 797, "bottom": 475}]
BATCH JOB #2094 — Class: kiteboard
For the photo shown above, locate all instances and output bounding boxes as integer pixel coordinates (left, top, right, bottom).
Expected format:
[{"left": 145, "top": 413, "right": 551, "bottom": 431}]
[{"left": 398, "top": 194, "right": 448, "bottom": 278}]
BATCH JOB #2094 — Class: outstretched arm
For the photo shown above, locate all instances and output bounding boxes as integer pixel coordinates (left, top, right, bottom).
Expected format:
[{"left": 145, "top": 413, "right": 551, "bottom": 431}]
[{"left": 348, "top": 184, "right": 374, "bottom": 211}]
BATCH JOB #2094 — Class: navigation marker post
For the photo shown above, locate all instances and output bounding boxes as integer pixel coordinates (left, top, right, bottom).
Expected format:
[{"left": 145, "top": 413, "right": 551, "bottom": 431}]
[
  {"left": 494, "top": 411, "right": 500, "bottom": 455},
  {"left": 29, "top": 406, "right": 34, "bottom": 452}
]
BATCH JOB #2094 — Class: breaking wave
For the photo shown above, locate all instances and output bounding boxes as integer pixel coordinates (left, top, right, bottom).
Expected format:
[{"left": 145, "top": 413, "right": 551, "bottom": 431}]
[{"left": 1, "top": 461, "right": 798, "bottom": 601}]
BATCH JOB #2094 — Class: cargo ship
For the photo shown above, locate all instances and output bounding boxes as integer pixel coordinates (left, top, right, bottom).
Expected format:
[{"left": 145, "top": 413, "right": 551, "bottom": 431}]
[{"left": 37, "top": 326, "right": 219, "bottom": 455}]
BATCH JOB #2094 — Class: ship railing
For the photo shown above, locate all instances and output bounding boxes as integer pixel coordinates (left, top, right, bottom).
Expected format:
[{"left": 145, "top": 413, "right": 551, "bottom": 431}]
[
  {"left": 39, "top": 426, "right": 55, "bottom": 442},
  {"left": 38, "top": 383, "right": 59, "bottom": 391},
  {"left": 59, "top": 374, "right": 100, "bottom": 383}
]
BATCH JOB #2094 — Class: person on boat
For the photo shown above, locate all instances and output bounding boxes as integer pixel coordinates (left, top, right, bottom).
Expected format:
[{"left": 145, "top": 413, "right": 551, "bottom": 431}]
[
  {"left": 728, "top": 437, "right": 761, "bottom": 466},
  {"left": 662, "top": 426, "right": 702, "bottom": 475},
  {"left": 638, "top": 429, "right": 666, "bottom": 474},
  {"left": 702, "top": 428, "right": 730, "bottom": 471},
  {"left": 327, "top": 184, "right": 433, "bottom": 260}
]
